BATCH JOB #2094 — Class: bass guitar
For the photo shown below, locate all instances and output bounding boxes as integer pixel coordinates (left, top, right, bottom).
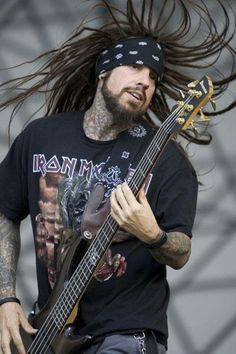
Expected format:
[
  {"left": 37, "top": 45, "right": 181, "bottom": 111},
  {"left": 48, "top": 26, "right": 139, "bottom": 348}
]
[{"left": 25, "top": 76, "right": 214, "bottom": 354}]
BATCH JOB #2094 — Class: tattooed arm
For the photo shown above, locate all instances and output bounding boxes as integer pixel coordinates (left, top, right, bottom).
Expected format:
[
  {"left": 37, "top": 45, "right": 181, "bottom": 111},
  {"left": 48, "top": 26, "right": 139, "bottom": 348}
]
[
  {"left": 110, "top": 183, "right": 192, "bottom": 270},
  {"left": 0, "top": 213, "right": 36, "bottom": 354},
  {"left": 0, "top": 212, "right": 20, "bottom": 298},
  {"left": 148, "top": 231, "right": 191, "bottom": 269}
]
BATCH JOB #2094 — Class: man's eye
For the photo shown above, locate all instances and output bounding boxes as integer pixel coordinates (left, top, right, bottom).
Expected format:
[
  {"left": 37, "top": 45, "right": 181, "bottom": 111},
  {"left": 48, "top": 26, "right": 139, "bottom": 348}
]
[{"left": 150, "top": 73, "right": 158, "bottom": 82}]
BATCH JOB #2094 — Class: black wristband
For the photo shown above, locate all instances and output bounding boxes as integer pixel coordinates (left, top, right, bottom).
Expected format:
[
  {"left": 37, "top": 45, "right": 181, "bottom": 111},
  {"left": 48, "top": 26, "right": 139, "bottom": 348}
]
[
  {"left": 0, "top": 296, "right": 21, "bottom": 306},
  {"left": 145, "top": 230, "right": 168, "bottom": 249}
]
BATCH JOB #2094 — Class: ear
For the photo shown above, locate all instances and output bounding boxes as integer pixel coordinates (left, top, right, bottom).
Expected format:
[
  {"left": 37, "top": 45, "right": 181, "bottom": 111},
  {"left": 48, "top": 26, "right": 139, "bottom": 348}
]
[{"left": 98, "top": 72, "right": 107, "bottom": 80}]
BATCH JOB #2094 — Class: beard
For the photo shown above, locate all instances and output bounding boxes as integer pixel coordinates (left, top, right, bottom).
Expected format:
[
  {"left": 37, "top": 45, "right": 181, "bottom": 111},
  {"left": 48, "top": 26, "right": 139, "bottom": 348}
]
[{"left": 102, "top": 79, "right": 147, "bottom": 128}]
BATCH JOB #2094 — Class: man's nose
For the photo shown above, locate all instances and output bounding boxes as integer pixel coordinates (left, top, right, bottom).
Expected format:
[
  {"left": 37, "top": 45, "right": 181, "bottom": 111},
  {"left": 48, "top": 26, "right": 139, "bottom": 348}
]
[{"left": 136, "top": 69, "right": 150, "bottom": 89}]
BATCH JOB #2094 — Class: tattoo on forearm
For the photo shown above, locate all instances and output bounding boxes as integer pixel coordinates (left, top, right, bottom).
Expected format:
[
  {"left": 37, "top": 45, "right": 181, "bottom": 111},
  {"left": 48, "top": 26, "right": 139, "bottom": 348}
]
[
  {"left": 150, "top": 232, "right": 191, "bottom": 269},
  {"left": 0, "top": 213, "right": 20, "bottom": 297}
]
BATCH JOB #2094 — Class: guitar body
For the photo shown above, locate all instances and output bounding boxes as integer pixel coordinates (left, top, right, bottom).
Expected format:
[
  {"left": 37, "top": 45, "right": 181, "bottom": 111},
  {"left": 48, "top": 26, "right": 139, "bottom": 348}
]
[
  {"left": 24, "top": 327, "right": 91, "bottom": 354},
  {"left": 25, "top": 236, "right": 92, "bottom": 353}
]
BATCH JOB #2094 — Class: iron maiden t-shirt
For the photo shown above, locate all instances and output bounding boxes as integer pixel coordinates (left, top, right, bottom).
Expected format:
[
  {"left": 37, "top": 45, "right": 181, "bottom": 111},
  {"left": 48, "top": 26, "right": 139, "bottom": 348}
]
[{"left": 0, "top": 111, "right": 198, "bottom": 346}]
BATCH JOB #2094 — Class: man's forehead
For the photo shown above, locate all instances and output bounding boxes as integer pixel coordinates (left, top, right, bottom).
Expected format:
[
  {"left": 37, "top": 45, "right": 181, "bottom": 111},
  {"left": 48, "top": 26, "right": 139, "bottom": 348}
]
[
  {"left": 111, "top": 64, "right": 158, "bottom": 79},
  {"left": 95, "top": 37, "right": 164, "bottom": 80}
]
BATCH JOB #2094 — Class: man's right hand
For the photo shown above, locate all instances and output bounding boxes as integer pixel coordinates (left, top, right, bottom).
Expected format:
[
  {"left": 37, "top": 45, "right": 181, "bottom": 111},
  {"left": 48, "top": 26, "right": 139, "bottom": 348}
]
[{"left": 0, "top": 302, "right": 37, "bottom": 354}]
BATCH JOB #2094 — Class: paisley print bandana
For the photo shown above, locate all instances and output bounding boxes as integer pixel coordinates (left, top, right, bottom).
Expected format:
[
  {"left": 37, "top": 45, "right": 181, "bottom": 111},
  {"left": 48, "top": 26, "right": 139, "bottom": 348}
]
[{"left": 95, "top": 37, "right": 165, "bottom": 80}]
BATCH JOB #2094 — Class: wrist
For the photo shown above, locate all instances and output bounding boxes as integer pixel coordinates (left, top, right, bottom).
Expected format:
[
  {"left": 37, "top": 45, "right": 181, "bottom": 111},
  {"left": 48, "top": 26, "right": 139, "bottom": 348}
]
[
  {"left": 0, "top": 296, "right": 21, "bottom": 306},
  {"left": 145, "top": 229, "right": 168, "bottom": 249}
]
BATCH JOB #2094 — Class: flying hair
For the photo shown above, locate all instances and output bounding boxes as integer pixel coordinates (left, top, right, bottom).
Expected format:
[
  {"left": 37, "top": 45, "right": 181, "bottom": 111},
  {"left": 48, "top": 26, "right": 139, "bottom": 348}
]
[{"left": 0, "top": 0, "right": 235, "bottom": 144}]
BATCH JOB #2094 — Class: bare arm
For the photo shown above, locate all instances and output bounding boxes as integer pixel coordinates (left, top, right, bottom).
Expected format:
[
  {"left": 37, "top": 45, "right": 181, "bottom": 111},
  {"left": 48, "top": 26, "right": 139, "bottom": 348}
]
[
  {"left": 0, "top": 213, "right": 36, "bottom": 354},
  {"left": 110, "top": 183, "right": 192, "bottom": 270},
  {"left": 0, "top": 212, "right": 20, "bottom": 298},
  {"left": 148, "top": 231, "right": 191, "bottom": 269}
]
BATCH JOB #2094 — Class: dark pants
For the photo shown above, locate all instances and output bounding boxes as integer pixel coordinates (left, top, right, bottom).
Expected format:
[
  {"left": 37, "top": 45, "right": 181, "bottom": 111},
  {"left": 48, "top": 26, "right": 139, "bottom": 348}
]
[{"left": 81, "top": 332, "right": 167, "bottom": 354}]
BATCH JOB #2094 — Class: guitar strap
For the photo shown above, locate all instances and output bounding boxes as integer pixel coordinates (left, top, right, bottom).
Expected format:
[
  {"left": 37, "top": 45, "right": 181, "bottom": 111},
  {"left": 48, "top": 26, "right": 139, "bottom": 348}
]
[{"left": 99, "top": 123, "right": 156, "bottom": 193}]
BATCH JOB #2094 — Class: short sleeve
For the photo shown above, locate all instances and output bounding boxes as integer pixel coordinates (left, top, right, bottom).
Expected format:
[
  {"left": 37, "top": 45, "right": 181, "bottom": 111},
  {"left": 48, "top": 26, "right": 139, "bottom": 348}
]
[
  {"left": 0, "top": 132, "right": 29, "bottom": 221},
  {"left": 152, "top": 142, "right": 198, "bottom": 237}
]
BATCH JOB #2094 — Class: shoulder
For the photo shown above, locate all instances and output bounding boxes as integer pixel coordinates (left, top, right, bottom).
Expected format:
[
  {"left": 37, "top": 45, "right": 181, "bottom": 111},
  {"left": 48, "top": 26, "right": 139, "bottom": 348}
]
[
  {"left": 17, "top": 111, "right": 84, "bottom": 144},
  {"left": 156, "top": 139, "right": 197, "bottom": 179},
  {"left": 24, "top": 111, "right": 83, "bottom": 132}
]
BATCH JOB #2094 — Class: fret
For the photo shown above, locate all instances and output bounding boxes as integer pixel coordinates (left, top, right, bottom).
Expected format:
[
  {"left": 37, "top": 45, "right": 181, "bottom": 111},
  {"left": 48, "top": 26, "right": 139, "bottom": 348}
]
[
  {"left": 75, "top": 269, "right": 87, "bottom": 287},
  {"left": 80, "top": 258, "right": 92, "bottom": 275},
  {"left": 96, "top": 234, "right": 106, "bottom": 251},
  {"left": 71, "top": 276, "right": 87, "bottom": 297},
  {"left": 57, "top": 301, "right": 67, "bottom": 318},
  {"left": 79, "top": 276, "right": 86, "bottom": 287},
  {"left": 70, "top": 285, "right": 78, "bottom": 297},
  {"left": 153, "top": 139, "right": 161, "bottom": 150},
  {"left": 145, "top": 154, "right": 153, "bottom": 164},
  {"left": 65, "top": 290, "right": 75, "bottom": 305},
  {"left": 130, "top": 179, "right": 138, "bottom": 193},
  {"left": 105, "top": 217, "right": 118, "bottom": 235},
  {"left": 56, "top": 312, "right": 64, "bottom": 327},
  {"left": 47, "top": 313, "right": 61, "bottom": 331}
]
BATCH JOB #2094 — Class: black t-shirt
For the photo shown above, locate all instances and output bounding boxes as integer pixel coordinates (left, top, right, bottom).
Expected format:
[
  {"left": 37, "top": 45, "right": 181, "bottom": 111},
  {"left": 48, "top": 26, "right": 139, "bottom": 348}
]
[{"left": 0, "top": 111, "right": 198, "bottom": 347}]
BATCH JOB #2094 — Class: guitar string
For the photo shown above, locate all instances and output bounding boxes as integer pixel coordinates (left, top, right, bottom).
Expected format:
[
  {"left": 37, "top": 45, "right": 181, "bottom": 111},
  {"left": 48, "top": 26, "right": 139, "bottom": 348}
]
[{"left": 27, "top": 94, "right": 197, "bottom": 353}]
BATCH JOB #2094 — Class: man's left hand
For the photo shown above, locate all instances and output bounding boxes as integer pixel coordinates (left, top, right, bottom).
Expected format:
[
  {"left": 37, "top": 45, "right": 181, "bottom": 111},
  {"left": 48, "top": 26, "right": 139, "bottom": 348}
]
[{"left": 110, "top": 182, "right": 159, "bottom": 243}]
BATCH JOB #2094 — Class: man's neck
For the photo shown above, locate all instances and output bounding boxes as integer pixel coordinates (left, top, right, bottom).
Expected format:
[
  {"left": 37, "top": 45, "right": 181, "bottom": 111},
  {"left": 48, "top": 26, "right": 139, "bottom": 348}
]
[{"left": 83, "top": 86, "right": 129, "bottom": 141}]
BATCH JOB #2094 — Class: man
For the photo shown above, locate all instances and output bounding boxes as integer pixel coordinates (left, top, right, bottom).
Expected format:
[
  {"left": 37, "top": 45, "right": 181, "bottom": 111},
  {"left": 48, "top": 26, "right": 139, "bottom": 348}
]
[{"left": 0, "top": 1, "right": 235, "bottom": 354}]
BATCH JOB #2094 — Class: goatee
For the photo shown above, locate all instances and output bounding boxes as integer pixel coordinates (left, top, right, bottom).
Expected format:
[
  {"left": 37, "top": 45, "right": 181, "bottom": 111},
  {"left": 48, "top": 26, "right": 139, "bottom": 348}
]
[{"left": 102, "top": 80, "right": 146, "bottom": 129}]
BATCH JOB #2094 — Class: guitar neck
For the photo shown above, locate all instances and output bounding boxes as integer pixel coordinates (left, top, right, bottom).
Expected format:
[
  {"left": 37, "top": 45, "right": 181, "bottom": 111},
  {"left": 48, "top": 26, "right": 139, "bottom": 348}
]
[
  {"left": 128, "top": 124, "right": 170, "bottom": 195},
  {"left": 50, "top": 215, "right": 119, "bottom": 329}
]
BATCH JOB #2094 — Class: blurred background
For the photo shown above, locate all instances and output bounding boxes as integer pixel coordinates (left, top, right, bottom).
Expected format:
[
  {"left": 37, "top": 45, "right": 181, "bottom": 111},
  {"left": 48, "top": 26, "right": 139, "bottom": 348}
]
[{"left": 0, "top": 1, "right": 235, "bottom": 353}]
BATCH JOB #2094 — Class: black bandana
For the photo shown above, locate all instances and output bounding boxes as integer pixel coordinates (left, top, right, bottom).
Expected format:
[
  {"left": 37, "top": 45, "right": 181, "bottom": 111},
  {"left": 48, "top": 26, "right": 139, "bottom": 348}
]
[{"left": 95, "top": 37, "right": 165, "bottom": 80}]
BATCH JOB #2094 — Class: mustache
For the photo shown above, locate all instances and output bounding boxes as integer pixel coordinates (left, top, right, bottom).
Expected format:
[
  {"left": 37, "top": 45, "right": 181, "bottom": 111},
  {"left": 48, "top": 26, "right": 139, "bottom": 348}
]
[{"left": 120, "top": 86, "right": 147, "bottom": 102}]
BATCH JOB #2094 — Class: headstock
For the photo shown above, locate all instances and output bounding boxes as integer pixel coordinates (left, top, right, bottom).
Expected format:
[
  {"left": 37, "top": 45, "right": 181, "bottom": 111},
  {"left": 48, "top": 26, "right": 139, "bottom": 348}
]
[{"left": 167, "top": 76, "right": 214, "bottom": 134}]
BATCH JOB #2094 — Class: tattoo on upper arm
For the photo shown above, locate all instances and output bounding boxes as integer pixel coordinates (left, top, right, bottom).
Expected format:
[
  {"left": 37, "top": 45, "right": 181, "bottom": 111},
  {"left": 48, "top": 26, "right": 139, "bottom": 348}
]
[
  {"left": 0, "top": 213, "right": 20, "bottom": 297},
  {"left": 149, "top": 232, "right": 191, "bottom": 268}
]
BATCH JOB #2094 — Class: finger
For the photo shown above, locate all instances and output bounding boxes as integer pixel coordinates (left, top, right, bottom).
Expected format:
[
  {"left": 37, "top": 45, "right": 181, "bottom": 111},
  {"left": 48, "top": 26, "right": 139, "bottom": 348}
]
[
  {"left": 112, "top": 254, "right": 121, "bottom": 271},
  {"left": 137, "top": 185, "right": 148, "bottom": 205},
  {"left": 110, "top": 189, "right": 123, "bottom": 216},
  {"left": 120, "top": 183, "right": 139, "bottom": 207},
  {"left": 1, "top": 332, "right": 11, "bottom": 354},
  {"left": 10, "top": 329, "right": 26, "bottom": 354},
  {"left": 117, "top": 257, "right": 127, "bottom": 277},
  {"left": 105, "top": 249, "right": 112, "bottom": 266},
  {"left": 20, "top": 315, "right": 37, "bottom": 335},
  {"left": 137, "top": 184, "right": 145, "bottom": 198},
  {"left": 114, "top": 184, "right": 130, "bottom": 210}
]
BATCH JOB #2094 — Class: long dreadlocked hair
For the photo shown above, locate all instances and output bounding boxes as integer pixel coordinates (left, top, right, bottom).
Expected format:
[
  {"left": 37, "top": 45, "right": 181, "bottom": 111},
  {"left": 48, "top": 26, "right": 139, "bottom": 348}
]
[{"left": 1, "top": 0, "right": 236, "bottom": 144}]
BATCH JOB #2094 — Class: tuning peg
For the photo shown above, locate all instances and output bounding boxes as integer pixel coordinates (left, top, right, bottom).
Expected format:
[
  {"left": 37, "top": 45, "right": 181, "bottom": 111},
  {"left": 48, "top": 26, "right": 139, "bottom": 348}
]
[
  {"left": 186, "top": 104, "right": 194, "bottom": 112},
  {"left": 191, "top": 121, "right": 198, "bottom": 135},
  {"left": 176, "top": 117, "right": 185, "bottom": 125},
  {"left": 179, "top": 90, "right": 185, "bottom": 98},
  {"left": 187, "top": 80, "right": 199, "bottom": 88},
  {"left": 209, "top": 98, "right": 216, "bottom": 111},
  {"left": 199, "top": 108, "right": 211, "bottom": 122},
  {"left": 188, "top": 89, "right": 202, "bottom": 98},
  {"left": 176, "top": 100, "right": 185, "bottom": 108}
]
